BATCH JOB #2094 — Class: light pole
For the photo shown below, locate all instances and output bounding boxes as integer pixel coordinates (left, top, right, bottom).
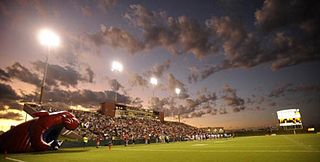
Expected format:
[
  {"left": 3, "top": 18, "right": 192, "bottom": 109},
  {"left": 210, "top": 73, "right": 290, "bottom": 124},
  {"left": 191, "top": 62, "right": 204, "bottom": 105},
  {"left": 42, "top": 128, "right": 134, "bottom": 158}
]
[
  {"left": 175, "top": 88, "right": 181, "bottom": 122},
  {"left": 111, "top": 61, "right": 123, "bottom": 103},
  {"left": 38, "top": 28, "right": 60, "bottom": 104},
  {"left": 150, "top": 77, "right": 158, "bottom": 97}
]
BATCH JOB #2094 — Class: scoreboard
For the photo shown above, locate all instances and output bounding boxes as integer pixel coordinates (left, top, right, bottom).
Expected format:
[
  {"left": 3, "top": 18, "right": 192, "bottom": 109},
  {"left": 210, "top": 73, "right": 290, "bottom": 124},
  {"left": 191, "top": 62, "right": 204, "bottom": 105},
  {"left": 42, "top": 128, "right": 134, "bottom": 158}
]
[{"left": 277, "top": 109, "right": 302, "bottom": 127}]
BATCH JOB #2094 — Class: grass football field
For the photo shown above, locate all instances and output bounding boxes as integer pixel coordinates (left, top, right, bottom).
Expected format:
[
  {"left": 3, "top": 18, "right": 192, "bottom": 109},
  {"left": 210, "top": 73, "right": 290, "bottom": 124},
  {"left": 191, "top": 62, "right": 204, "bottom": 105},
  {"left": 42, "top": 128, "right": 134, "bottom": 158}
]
[{"left": 2, "top": 134, "right": 320, "bottom": 162}]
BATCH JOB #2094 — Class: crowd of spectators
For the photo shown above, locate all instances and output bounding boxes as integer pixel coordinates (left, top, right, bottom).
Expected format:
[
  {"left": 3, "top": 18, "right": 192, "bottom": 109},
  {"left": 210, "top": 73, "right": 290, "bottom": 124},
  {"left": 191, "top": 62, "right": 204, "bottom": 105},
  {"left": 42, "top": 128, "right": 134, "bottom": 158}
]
[
  {"left": 72, "top": 110, "right": 208, "bottom": 142},
  {"left": 35, "top": 105, "right": 226, "bottom": 143}
]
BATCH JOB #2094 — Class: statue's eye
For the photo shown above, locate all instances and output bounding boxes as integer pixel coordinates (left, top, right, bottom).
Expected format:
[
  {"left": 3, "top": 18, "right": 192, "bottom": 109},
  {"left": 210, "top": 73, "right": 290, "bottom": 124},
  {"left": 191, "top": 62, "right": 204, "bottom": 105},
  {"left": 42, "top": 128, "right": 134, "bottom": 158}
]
[{"left": 62, "top": 114, "right": 67, "bottom": 118}]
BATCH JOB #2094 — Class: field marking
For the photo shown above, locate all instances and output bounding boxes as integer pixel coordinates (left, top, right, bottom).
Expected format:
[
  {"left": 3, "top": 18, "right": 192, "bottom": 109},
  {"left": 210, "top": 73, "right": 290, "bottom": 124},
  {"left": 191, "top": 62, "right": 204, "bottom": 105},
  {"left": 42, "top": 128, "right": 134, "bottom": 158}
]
[
  {"left": 188, "top": 144, "right": 314, "bottom": 148},
  {"left": 213, "top": 141, "right": 228, "bottom": 143},
  {"left": 114, "top": 148, "right": 320, "bottom": 153},
  {"left": 281, "top": 136, "right": 312, "bottom": 150},
  {"left": 192, "top": 144, "right": 208, "bottom": 146},
  {"left": 5, "top": 157, "right": 27, "bottom": 162}
]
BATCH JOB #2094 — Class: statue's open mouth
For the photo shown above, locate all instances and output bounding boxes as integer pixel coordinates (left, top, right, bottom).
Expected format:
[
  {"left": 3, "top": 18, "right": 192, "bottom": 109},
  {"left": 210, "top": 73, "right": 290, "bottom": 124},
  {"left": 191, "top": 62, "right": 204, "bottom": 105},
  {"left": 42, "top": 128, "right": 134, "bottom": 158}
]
[{"left": 42, "top": 124, "right": 64, "bottom": 149}]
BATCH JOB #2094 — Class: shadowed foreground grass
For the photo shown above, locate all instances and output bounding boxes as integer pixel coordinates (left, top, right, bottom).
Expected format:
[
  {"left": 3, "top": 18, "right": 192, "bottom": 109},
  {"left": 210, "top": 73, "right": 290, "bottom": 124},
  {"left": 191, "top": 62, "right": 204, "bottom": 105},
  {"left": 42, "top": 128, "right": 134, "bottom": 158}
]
[{"left": 2, "top": 134, "right": 320, "bottom": 162}]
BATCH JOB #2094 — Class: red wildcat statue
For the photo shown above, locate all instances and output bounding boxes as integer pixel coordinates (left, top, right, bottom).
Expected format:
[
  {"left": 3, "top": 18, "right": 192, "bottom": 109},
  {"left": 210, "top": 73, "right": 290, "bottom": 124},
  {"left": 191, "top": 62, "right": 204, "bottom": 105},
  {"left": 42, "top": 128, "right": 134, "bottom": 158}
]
[{"left": 0, "top": 111, "right": 79, "bottom": 153}]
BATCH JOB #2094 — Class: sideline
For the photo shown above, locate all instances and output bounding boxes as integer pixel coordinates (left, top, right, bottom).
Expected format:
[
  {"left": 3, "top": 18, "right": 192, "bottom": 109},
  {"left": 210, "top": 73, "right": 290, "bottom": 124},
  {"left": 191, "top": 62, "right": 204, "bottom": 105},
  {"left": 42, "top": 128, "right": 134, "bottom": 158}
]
[
  {"left": 114, "top": 148, "right": 320, "bottom": 153},
  {"left": 5, "top": 157, "right": 27, "bottom": 162}
]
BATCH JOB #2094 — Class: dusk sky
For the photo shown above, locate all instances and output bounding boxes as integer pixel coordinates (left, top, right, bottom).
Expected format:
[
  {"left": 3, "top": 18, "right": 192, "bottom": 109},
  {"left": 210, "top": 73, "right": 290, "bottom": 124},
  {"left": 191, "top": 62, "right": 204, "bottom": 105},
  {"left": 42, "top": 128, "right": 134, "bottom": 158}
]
[{"left": 0, "top": 0, "right": 320, "bottom": 130}]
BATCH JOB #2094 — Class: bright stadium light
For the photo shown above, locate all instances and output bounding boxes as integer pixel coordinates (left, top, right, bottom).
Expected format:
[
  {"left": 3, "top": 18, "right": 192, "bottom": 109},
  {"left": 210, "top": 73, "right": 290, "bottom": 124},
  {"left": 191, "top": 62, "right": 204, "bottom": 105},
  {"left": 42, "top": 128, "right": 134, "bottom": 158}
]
[
  {"left": 175, "top": 88, "right": 181, "bottom": 96},
  {"left": 150, "top": 77, "right": 158, "bottom": 86},
  {"left": 111, "top": 61, "right": 123, "bottom": 72},
  {"left": 38, "top": 29, "right": 60, "bottom": 48}
]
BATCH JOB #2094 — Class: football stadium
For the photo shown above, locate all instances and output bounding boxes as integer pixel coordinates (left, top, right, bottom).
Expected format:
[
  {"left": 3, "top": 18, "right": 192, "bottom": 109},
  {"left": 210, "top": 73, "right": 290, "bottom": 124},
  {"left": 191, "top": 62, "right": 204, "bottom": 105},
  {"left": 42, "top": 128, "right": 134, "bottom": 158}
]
[{"left": 1, "top": 0, "right": 320, "bottom": 162}]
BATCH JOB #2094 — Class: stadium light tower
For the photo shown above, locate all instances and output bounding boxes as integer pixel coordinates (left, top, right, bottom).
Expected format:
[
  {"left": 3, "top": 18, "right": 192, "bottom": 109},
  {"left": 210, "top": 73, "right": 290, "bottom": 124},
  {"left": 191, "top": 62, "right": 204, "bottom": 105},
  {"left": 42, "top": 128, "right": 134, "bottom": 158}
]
[
  {"left": 175, "top": 87, "right": 181, "bottom": 122},
  {"left": 38, "top": 28, "right": 60, "bottom": 104},
  {"left": 150, "top": 77, "right": 158, "bottom": 97},
  {"left": 111, "top": 61, "right": 123, "bottom": 103}
]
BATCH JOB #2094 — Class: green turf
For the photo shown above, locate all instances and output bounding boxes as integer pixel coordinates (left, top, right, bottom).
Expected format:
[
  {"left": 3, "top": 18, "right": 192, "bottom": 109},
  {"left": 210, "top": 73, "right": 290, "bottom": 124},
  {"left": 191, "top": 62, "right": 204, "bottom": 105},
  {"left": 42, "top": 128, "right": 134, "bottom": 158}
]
[{"left": 2, "top": 134, "right": 320, "bottom": 162}]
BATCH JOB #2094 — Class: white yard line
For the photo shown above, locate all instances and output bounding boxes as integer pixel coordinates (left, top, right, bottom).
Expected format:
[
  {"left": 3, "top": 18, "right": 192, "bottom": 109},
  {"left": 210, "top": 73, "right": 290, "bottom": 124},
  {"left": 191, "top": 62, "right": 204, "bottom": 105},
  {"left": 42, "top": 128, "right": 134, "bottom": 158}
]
[
  {"left": 5, "top": 157, "right": 27, "bottom": 162},
  {"left": 191, "top": 144, "right": 208, "bottom": 146}
]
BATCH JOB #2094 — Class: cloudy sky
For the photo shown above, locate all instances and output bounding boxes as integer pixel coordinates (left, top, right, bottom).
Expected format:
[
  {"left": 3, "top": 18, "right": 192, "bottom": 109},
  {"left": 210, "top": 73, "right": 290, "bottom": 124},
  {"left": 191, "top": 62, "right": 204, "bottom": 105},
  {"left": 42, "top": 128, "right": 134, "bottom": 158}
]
[{"left": 0, "top": 0, "right": 320, "bottom": 130}]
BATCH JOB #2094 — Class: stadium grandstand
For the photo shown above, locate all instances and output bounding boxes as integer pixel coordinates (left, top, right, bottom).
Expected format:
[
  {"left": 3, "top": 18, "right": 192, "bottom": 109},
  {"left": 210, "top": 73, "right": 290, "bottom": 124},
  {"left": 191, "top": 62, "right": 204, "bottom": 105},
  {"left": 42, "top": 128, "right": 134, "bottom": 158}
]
[{"left": 24, "top": 101, "right": 227, "bottom": 145}]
